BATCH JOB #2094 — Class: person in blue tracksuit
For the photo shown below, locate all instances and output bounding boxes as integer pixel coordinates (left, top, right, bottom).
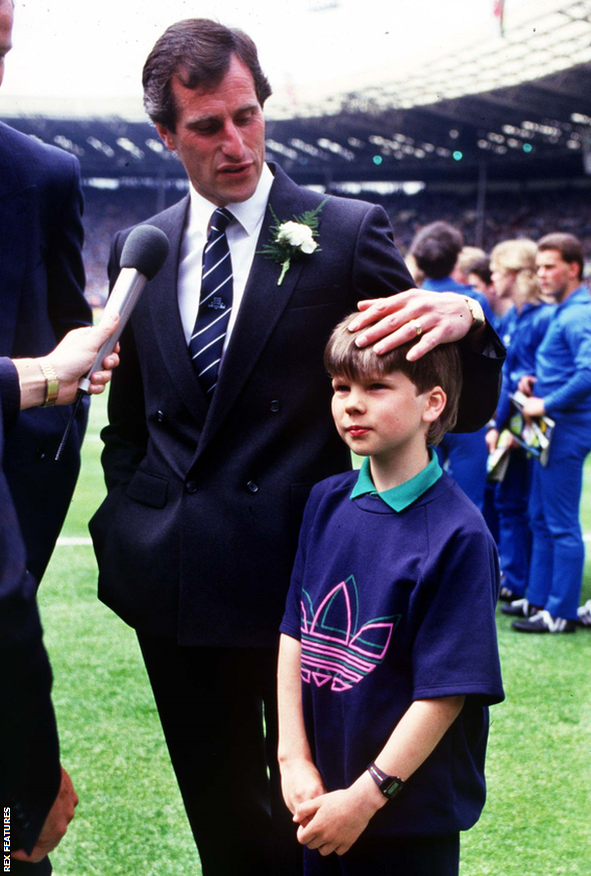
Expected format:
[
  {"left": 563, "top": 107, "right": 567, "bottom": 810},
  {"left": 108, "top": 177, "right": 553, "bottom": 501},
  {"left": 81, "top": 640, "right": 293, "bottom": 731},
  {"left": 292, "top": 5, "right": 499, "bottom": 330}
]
[
  {"left": 485, "top": 240, "right": 554, "bottom": 603},
  {"left": 410, "top": 222, "right": 491, "bottom": 510},
  {"left": 466, "top": 254, "right": 515, "bottom": 541},
  {"left": 467, "top": 256, "right": 514, "bottom": 333},
  {"left": 508, "top": 233, "right": 591, "bottom": 633}
]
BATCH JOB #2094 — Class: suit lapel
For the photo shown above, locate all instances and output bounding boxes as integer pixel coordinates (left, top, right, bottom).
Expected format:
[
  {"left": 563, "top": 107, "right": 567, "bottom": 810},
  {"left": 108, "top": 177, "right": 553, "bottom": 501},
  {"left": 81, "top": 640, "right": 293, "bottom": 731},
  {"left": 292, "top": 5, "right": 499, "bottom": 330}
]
[
  {"left": 197, "top": 168, "right": 310, "bottom": 451},
  {"left": 147, "top": 196, "right": 210, "bottom": 426}
]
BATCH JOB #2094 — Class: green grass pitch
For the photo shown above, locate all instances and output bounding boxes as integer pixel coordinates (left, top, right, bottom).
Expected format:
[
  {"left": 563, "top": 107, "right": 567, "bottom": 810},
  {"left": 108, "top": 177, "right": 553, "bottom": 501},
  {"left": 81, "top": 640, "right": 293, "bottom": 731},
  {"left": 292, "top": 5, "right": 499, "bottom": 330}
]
[{"left": 38, "top": 392, "right": 591, "bottom": 875}]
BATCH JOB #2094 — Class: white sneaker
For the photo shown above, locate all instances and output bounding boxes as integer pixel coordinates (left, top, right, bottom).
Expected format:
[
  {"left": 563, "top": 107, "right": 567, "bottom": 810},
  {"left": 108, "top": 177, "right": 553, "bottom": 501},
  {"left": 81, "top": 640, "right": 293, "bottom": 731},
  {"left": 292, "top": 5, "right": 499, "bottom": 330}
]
[
  {"left": 576, "top": 599, "right": 591, "bottom": 627},
  {"left": 512, "top": 610, "right": 576, "bottom": 633}
]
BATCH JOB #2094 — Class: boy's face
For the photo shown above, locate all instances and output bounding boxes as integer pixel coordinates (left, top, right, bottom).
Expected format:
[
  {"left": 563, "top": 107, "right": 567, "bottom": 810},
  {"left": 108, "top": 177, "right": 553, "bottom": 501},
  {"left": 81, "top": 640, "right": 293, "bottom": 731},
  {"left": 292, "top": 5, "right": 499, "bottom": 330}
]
[{"left": 330, "top": 370, "right": 441, "bottom": 463}]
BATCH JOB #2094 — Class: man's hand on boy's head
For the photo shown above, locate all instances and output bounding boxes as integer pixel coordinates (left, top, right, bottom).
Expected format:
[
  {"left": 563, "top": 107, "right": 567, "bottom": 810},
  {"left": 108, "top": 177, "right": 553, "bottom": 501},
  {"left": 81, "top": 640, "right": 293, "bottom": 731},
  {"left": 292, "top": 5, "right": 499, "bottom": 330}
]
[
  {"left": 348, "top": 289, "right": 480, "bottom": 361},
  {"left": 294, "top": 772, "right": 386, "bottom": 856},
  {"left": 280, "top": 757, "right": 326, "bottom": 817}
]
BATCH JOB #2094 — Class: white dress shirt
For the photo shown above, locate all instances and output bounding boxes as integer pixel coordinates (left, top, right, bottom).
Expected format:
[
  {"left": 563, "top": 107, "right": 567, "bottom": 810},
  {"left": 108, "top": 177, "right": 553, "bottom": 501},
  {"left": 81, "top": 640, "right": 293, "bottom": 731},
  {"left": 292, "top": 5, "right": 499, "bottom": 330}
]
[{"left": 177, "top": 163, "right": 274, "bottom": 352}]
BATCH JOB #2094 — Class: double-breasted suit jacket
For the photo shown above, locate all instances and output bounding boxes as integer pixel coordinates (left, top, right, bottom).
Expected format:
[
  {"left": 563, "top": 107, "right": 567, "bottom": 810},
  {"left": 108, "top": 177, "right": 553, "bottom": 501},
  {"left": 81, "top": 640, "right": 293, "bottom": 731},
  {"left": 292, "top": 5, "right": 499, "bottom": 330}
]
[
  {"left": 91, "top": 165, "right": 504, "bottom": 648},
  {"left": 0, "top": 121, "right": 91, "bottom": 582}
]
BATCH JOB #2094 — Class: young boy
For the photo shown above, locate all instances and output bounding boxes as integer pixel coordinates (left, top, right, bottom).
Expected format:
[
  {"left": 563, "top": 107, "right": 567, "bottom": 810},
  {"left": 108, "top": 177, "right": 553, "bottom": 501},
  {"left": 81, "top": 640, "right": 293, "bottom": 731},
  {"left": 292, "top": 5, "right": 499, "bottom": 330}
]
[{"left": 277, "top": 314, "right": 504, "bottom": 876}]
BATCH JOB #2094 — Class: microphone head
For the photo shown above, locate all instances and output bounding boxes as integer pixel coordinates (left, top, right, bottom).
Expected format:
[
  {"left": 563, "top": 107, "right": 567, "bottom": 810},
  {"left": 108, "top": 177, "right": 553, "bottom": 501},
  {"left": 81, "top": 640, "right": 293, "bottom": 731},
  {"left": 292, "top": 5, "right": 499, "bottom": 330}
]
[{"left": 120, "top": 224, "right": 170, "bottom": 280}]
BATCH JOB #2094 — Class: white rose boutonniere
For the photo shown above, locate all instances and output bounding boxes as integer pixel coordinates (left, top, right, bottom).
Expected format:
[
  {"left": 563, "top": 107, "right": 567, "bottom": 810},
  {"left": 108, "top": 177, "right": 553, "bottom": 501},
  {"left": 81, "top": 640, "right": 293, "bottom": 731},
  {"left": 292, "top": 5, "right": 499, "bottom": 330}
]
[
  {"left": 260, "top": 199, "right": 327, "bottom": 286},
  {"left": 277, "top": 221, "right": 318, "bottom": 254}
]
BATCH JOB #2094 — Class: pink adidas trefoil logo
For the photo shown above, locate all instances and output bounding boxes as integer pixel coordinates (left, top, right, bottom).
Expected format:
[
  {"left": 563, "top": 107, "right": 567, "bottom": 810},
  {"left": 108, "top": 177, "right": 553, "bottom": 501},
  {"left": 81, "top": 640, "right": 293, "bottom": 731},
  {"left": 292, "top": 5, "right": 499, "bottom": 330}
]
[{"left": 300, "top": 575, "right": 399, "bottom": 693}]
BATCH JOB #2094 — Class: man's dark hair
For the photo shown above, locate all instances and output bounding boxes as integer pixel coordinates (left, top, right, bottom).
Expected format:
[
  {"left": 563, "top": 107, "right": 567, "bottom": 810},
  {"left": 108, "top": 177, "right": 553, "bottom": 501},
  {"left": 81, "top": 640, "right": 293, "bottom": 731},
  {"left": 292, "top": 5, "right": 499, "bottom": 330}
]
[
  {"left": 410, "top": 221, "right": 463, "bottom": 280},
  {"left": 143, "top": 18, "right": 272, "bottom": 132},
  {"left": 537, "top": 232, "right": 584, "bottom": 280},
  {"left": 324, "top": 313, "right": 462, "bottom": 445},
  {"left": 466, "top": 256, "right": 492, "bottom": 286}
]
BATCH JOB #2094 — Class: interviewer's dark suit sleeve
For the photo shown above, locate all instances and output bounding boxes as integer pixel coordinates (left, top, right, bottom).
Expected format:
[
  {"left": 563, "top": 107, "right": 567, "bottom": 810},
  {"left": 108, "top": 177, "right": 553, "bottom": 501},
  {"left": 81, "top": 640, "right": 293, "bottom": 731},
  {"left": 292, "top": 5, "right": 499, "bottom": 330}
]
[{"left": 0, "top": 359, "right": 60, "bottom": 867}]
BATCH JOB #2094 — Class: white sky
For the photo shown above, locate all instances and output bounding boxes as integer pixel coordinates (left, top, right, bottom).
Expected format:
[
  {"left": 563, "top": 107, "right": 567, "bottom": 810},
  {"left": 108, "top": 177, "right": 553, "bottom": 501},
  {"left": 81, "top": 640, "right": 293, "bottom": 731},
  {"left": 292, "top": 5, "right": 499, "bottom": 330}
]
[{"left": 2, "top": 0, "right": 534, "bottom": 111}]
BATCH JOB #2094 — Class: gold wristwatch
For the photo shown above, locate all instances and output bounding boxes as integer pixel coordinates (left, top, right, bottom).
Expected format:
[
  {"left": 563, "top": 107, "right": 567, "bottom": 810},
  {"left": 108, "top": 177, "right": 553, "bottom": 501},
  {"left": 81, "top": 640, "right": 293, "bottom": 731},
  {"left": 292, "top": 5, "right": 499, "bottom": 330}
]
[
  {"left": 463, "top": 296, "right": 485, "bottom": 333},
  {"left": 40, "top": 362, "right": 59, "bottom": 407}
]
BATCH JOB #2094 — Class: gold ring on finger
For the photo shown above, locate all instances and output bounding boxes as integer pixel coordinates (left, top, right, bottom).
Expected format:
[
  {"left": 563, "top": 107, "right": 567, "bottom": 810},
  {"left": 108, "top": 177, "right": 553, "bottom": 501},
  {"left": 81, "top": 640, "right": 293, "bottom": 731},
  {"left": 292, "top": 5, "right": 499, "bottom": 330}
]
[{"left": 410, "top": 318, "right": 422, "bottom": 337}]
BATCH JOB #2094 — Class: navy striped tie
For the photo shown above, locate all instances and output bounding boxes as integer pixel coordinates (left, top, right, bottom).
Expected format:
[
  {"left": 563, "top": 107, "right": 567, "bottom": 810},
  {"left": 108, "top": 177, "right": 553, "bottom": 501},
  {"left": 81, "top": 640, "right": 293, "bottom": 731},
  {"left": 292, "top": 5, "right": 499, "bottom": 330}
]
[{"left": 189, "top": 207, "right": 234, "bottom": 398}]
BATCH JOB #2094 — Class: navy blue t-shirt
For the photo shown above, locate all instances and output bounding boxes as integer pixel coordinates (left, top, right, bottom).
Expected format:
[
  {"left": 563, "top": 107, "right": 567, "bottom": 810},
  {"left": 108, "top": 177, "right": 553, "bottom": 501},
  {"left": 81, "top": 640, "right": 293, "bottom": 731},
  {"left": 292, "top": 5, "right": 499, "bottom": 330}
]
[{"left": 280, "top": 469, "right": 504, "bottom": 838}]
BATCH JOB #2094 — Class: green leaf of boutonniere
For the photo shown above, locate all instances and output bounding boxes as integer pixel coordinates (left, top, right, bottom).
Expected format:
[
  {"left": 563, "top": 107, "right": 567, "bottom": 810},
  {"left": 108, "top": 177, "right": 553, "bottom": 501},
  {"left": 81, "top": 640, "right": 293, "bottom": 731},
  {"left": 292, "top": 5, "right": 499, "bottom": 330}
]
[{"left": 259, "top": 199, "right": 328, "bottom": 286}]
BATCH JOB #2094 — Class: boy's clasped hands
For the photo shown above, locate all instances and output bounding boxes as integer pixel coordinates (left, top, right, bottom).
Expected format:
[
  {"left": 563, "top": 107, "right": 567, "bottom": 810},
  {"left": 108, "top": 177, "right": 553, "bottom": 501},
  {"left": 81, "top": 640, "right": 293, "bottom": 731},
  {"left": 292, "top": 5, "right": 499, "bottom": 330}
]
[{"left": 287, "top": 765, "right": 387, "bottom": 857}]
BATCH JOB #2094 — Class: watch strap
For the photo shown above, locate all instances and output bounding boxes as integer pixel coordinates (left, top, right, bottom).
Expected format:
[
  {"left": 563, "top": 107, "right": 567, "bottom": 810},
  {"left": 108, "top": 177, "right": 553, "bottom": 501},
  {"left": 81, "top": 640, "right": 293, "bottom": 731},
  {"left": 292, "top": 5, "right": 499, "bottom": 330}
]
[
  {"left": 463, "top": 296, "right": 485, "bottom": 334},
  {"left": 367, "top": 761, "right": 405, "bottom": 800},
  {"left": 40, "top": 361, "right": 59, "bottom": 407}
]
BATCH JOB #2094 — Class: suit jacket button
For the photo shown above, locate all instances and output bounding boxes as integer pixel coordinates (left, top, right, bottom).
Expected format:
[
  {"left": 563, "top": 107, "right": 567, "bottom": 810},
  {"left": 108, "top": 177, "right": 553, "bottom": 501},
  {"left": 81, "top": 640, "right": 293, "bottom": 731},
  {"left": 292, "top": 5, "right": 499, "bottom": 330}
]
[
  {"left": 270, "top": 400, "right": 281, "bottom": 412},
  {"left": 185, "top": 480, "right": 198, "bottom": 494},
  {"left": 155, "top": 410, "right": 165, "bottom": 423},
  {"left": 246, "top": 481, "right": 259, "bottom": 493}
]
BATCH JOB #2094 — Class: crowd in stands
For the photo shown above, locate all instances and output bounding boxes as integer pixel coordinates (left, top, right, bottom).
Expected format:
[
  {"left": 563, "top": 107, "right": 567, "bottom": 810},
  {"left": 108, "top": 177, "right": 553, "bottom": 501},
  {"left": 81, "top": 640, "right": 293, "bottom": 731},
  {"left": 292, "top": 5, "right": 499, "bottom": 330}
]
[
  {"left": 382, "top": 187, "right": 591, "bottom": 259},
  {"left": 82, "top": 186, "right": 165, "bottom": 304},
  {"left": 80, "top": 181, "right": 591, "bottom": 304}
]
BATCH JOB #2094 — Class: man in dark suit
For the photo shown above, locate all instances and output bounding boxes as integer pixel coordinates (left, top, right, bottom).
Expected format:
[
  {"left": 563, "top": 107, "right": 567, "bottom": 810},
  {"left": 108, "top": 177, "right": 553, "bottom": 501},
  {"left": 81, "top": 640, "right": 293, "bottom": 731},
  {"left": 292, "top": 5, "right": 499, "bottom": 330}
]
[
  {"left": 1, "top": 318, "right": 119, "bottom": 875},
  {"left": 90, "top": 19, "right": 504, "bottom": 876},
  {"left": 0, "top": 0, "right": 92, "bottom": 584}
]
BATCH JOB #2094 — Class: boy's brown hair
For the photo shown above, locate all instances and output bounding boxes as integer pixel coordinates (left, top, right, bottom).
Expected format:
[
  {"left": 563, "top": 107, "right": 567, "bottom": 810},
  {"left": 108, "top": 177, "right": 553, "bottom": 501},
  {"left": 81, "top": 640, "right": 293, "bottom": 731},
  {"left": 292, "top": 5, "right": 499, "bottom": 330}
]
[{"left": 324, "top": 313, "right": 463, "bottom": 445}]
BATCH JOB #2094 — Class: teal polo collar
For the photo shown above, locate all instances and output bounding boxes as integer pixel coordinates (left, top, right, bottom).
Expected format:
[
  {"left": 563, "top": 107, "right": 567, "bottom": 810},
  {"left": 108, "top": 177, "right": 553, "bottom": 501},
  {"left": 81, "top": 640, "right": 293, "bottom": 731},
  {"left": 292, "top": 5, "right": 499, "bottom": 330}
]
[{"left": 350, "top": 452, "right": 443, "bottom": 512}]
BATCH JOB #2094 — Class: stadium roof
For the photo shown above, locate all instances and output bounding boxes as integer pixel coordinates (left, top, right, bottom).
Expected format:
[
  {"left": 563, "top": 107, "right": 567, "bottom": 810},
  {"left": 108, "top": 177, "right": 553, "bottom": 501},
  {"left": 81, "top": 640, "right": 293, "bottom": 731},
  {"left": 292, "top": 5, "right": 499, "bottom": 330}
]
[
  {"left": 2, "top": 0, "right": 591, "bottom": 187},
  {"left": 262, "top": 0, "right": 591, "bottom": 183},
  {"left": 267, "top": 0, "right": 591, "bottom": 117}
]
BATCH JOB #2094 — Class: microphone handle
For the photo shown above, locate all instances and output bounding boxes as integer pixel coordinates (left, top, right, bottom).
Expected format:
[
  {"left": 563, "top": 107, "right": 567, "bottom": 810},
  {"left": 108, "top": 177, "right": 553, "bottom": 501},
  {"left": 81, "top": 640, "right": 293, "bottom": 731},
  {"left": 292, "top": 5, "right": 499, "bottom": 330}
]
[
  {"left": 55, "top": 390, "right": 84, "bottom": 462},
  {"left": 78, "top": 268, "right": 147, "bottom": 392}
]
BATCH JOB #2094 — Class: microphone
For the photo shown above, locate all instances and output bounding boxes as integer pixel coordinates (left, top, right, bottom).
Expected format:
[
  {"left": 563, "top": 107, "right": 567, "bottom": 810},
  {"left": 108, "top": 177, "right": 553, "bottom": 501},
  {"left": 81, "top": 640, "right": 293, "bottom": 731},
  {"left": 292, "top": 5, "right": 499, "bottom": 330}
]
[
  {"left": 78, "top": 224, "right": 170, "bottom": 391},
  {"left": 55, "top": 224, "right": 170, "bottom": 461}
]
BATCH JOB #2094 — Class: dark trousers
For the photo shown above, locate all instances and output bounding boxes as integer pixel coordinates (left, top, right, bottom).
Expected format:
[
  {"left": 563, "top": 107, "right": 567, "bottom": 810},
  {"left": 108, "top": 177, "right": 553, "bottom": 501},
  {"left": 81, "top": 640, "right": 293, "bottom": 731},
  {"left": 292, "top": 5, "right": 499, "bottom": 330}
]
[
  {"left": 137, "top": 632, "right": 300, "bottom": 876},
  {"left": 10, "top": 858, "right": 51, "bottom": 875},
  {"left": 304, "top": 833, "right": 460, "bottom": 876}
]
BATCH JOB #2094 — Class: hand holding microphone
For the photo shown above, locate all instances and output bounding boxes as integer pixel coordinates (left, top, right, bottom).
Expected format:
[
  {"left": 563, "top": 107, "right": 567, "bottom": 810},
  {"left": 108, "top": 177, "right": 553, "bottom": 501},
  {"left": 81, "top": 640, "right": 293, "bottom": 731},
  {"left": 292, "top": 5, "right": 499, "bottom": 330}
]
[
  {"left": 14, "top": 313, "right": 121, "bottom": 411},
  {"left": 54, "top": 224, "right": 170, "bottom": 460}
]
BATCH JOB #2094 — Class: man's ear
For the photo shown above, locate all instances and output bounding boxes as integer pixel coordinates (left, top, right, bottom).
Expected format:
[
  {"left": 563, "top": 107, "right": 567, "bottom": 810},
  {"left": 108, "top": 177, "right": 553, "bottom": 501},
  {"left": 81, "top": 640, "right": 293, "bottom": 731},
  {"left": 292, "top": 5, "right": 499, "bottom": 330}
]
[
  {"left": 155, "top": 122, "right": 177, "bottom": 152},
  {"left": 422, "top": 386, "right": 447, "bottom": 424},
  {"left": 568, "top": 260, "right": 581, "bottom": 282}
]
